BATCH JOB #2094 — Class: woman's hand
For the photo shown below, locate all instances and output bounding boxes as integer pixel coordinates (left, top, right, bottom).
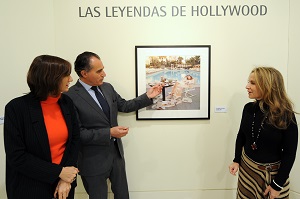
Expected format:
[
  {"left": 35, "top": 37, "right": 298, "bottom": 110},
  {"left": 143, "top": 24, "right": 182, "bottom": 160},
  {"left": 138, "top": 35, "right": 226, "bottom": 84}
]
[
  {"left": 264, "top": 185, "right": 280, "bottom": 199},
  {"left": 229, "top": 162, "right": 239, "bottom": 176},
  {"left": 54, "top": 179, "right": 71, "bottom": 199},
  {"left": 59, "top": 166, "right": 79, "bottom": 183}
]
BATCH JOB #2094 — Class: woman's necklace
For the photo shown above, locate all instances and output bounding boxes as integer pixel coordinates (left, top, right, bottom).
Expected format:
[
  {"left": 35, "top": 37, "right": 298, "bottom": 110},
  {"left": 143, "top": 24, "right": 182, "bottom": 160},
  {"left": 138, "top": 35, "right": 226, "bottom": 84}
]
[{"left": 251, "top": 112, "right": 267, "bottom": 150}]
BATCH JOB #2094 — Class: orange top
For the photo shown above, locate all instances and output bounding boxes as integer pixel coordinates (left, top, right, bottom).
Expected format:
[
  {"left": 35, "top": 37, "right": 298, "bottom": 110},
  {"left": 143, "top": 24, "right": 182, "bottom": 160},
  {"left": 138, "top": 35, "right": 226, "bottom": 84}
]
[{"left": 41, "top": 95, "right": 68, "bottom": 164}]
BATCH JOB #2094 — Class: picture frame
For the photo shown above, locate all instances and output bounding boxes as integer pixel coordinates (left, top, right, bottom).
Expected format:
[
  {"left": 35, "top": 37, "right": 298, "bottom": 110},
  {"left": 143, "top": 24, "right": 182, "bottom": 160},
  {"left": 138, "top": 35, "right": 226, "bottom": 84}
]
[{"left": 135, "top": 45, "right": 211, "bottom": 120}]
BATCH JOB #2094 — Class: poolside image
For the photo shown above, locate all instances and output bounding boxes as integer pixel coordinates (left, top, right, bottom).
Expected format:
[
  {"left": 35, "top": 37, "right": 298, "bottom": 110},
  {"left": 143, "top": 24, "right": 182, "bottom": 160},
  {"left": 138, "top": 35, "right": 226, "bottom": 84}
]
[{"left": 146, "top": 67, "right": 201, "bottom": 110}]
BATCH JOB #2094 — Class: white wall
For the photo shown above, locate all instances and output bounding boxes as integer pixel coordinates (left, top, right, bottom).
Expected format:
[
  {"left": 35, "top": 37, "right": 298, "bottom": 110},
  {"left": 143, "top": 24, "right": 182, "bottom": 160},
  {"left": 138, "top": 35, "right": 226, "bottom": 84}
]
[{"left": 0, "top": 0, "right": 299, "bottom": 198}]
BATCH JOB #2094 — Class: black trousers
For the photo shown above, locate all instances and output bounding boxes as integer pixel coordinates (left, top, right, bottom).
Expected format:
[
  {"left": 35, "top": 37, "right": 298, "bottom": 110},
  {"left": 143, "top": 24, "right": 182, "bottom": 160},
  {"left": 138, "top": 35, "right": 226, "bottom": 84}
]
[{"left": 81, "top": 140, "right": 129, "bottom": 199}]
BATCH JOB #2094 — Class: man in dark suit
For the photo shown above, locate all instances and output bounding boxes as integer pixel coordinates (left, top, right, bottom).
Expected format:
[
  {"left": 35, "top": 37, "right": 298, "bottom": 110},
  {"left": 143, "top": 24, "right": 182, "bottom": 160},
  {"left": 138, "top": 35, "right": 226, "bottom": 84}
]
[{"left": 65, "top": 51, "right": 162, "bottom": 199}]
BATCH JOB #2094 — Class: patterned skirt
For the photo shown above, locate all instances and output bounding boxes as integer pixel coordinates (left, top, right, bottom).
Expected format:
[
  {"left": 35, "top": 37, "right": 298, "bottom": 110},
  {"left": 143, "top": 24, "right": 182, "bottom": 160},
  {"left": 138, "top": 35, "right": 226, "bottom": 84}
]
[{"left": 237, "top": 150, "right": 289, "bottom": 199}]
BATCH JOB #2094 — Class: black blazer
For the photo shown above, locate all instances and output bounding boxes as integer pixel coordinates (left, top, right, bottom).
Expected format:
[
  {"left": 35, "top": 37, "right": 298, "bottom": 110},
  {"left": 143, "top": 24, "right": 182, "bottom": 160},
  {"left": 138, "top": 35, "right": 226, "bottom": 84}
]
[{"left": 4, "top": 93, "right": 80, "bottom": 199}]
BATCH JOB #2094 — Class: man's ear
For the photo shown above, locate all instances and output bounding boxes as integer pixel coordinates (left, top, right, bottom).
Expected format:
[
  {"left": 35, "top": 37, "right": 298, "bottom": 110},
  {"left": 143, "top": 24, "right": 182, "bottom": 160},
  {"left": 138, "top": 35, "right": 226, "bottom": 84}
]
[{"left": 80, "top": 70, "right": 87, "bottom": 77}]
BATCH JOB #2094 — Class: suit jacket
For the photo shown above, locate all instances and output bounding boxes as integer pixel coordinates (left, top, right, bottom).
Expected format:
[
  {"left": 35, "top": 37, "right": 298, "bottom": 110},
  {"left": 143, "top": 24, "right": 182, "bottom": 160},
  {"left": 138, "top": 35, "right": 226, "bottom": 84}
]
[
  {"left": 4, "top": 93, "right": 80, "bottom": 199},
  {"left": 65, "top": 80, "right": 152, "bottom": 176}
]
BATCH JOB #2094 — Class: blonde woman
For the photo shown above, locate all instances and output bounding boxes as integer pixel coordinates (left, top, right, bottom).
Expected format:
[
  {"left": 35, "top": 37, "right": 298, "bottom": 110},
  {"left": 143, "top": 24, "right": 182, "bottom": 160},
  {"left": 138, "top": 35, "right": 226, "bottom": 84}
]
[{"left": 229, "top": 67, "right": 298, "bottom": 199}]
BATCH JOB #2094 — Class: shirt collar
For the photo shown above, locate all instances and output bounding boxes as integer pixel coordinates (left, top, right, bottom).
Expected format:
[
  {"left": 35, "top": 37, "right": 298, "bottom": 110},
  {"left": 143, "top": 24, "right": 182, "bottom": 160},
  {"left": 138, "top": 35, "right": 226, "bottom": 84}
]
[{"left": 79, "top": 79, "right": 93, "bottom": 91}]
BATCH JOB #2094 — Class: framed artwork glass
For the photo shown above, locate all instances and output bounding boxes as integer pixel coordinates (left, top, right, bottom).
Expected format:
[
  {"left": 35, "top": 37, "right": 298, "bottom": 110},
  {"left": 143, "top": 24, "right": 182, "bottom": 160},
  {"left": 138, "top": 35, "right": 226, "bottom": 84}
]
[{"left": 135, "top": 45, "right": 211, "bottom": 120}]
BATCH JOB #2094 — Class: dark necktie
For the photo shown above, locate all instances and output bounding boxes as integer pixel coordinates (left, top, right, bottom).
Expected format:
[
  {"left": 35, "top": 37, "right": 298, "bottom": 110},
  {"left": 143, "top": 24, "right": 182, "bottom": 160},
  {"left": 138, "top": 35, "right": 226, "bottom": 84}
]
[{"left": 91, "top": 86, "right": 110, "bottom": 119}]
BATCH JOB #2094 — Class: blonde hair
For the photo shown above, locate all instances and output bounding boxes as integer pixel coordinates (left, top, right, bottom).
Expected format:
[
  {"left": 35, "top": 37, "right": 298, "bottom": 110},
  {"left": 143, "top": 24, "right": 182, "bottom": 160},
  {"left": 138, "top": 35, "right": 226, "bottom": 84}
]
[{"left": 251, "top": 66, "right": 296, "bottom": 129}]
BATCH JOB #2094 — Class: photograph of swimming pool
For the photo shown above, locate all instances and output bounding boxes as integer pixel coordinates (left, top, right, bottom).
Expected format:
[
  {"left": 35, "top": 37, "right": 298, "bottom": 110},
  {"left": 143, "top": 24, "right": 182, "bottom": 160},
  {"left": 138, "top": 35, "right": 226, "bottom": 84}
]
[{"left": 136, "top": 45, "right": 210, "bottom": 120}]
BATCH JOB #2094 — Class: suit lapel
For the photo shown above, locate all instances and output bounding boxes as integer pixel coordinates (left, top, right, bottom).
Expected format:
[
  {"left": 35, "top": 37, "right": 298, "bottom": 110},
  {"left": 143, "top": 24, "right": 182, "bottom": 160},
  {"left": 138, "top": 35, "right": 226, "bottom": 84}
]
[
  {"left": 74, "top": 81, "right": 109, "bottom": 121},
  {"left": 58, "top": 96, "right": 72, "bottom": 141},
  {"left": 58, "top": 96, "right": 72, "bottom": 164},
  {"left": 27, "top": 94, "right": 52, "bottom": 162}
]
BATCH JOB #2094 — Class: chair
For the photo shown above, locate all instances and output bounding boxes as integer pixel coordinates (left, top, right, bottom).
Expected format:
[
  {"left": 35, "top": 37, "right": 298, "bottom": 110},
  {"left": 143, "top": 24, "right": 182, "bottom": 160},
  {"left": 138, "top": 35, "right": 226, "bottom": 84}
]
[
  {"left": 181, "top": 75, "right": 196, "bottom": 103},
  {"left": 170, "top": 82, "right": 183, "bottom": 100},
  {"left": 166, "top": 81, "right": 183, "bottom": 105}
]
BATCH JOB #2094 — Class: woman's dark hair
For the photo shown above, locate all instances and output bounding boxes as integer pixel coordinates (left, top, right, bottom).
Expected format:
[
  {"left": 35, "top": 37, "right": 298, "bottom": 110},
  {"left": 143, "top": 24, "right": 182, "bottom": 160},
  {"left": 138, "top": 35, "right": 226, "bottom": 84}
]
[
  {"left": 27, "top": 55, "right": 71, "bottom": 101},
  {"left": 74, "top": 51, "right": 100, "bottom": 77}
]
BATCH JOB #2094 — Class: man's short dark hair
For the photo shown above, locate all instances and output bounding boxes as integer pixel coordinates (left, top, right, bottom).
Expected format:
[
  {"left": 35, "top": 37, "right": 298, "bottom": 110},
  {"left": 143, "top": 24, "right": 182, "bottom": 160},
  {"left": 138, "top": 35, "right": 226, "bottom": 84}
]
[{"left": 74, "top": 51, "right": 100, "bottom": 77}]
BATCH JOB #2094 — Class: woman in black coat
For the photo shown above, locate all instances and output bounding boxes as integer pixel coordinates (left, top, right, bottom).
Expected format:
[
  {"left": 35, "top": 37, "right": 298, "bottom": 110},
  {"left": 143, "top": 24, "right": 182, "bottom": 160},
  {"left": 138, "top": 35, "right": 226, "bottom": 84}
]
[{"left": 4, "top": 55, "right": 80, "bottom": 199}]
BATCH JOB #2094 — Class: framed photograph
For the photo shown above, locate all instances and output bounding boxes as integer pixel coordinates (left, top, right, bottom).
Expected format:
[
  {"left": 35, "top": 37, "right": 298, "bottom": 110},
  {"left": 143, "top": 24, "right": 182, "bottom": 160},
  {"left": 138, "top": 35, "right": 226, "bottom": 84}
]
[{"left": 135, "top": 45, "right": 211, "bottom": 120}]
